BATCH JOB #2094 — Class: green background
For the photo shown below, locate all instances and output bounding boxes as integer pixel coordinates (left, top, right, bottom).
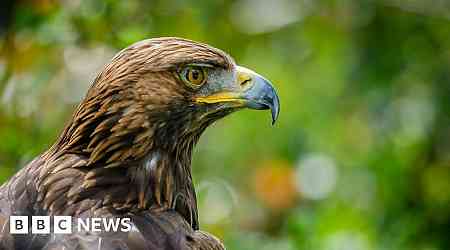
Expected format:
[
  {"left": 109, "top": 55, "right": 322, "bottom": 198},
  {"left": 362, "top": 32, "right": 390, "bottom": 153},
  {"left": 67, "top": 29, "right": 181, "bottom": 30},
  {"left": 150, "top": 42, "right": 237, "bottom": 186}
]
[{"left": 0, "top": 0, "right": 449, "bottom": 249}]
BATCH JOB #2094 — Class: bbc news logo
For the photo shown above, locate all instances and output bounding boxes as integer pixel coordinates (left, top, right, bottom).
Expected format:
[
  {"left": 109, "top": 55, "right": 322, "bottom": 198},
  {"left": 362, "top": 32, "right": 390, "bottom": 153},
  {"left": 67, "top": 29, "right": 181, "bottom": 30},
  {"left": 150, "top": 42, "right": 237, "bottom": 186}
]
[{"left": 9, "top": 216, "right": 132, "bottom": 234}]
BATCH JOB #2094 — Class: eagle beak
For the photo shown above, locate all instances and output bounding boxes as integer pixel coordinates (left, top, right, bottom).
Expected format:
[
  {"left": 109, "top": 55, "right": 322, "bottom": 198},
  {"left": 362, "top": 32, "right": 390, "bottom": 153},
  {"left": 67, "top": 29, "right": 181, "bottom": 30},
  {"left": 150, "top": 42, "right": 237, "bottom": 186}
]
[
  {"left": 236, "top": 66, "right": 280, "bottom": 125},
  {"left": 195, "top": 66, "right": 280, "bottom": 125}
]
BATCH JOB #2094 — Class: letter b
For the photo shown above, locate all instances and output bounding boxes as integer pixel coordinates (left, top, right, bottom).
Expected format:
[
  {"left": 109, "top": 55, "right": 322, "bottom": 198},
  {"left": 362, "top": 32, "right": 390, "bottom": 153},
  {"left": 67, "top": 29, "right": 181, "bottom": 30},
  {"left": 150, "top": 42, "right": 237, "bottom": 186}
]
[
  {"left": 10, "top": 216, "right": 28, "bottom": 234},
  {"left": 32, "top": 216, "right": 50, "bottom": 234}
]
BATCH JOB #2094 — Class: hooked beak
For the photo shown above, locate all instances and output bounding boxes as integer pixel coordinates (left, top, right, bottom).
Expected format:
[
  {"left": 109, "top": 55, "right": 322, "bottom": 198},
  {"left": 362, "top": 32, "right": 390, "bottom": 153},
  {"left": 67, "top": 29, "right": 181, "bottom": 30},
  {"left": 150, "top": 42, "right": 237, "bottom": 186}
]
[{"left": 195, "top": 66, "right": 280, "bottom": 125}]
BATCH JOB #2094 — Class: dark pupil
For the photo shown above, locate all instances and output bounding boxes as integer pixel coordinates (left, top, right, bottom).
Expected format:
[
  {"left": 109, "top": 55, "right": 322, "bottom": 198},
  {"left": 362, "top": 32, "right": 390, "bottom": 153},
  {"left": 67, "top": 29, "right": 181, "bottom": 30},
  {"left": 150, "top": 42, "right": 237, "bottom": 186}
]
[{"left": 191, "top": 70, "right": 199, "bottom": 80}]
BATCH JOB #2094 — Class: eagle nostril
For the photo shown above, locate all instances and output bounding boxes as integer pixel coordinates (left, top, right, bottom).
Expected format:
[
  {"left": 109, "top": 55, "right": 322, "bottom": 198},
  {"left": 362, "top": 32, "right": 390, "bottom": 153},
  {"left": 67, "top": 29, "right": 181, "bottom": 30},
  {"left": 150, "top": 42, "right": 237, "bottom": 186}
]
[{"left": 240, "top": 78, "right": 251, "bottom": 88}]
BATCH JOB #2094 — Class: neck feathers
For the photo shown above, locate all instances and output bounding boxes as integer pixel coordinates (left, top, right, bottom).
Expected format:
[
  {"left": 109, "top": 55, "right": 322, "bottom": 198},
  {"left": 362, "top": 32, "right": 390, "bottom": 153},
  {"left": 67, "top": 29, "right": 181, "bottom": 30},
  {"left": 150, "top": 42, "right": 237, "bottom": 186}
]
[{"left": 37, "top": 88, "right": 202, "bottom": 228}]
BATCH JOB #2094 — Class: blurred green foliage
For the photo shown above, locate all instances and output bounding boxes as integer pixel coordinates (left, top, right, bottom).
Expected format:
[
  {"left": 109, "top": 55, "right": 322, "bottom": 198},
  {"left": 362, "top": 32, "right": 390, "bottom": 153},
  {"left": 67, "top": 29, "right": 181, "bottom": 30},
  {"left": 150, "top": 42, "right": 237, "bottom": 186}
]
[{"left": 0, "top": 0, "right": 449, "bottom": 249}]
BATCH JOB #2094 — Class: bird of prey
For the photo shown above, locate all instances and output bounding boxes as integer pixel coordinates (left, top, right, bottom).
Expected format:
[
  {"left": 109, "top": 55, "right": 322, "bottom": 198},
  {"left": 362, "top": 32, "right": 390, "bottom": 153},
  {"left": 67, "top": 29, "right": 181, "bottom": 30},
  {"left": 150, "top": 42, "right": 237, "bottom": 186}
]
[{"left": 0, "top": 37, "right": 280, "bottom": 250}]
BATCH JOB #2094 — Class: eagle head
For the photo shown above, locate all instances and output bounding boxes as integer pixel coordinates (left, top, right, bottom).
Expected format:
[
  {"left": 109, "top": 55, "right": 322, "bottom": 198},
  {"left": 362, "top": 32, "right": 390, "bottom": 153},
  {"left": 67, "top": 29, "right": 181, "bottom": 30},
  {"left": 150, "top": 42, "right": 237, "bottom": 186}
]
[
  {"left": 62, "top": 37, "right": 280, "bottom": 158},
  {"left": 41, "top": 37, "right": 279, "bottom": 228}
]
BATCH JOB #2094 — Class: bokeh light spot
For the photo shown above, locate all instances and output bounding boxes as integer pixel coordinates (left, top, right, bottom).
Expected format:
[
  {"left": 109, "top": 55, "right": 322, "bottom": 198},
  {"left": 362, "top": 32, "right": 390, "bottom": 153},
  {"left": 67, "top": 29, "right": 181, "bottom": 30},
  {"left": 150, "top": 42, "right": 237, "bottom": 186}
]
[
  {"left": 253, "top": 160, "right": 297, "bottom": 211},
  {"left": 295, "top": 153, "right": 338, "bottom": 200},
  {"left": 197, "top": 180, "right": 236, "bottom": 226}
]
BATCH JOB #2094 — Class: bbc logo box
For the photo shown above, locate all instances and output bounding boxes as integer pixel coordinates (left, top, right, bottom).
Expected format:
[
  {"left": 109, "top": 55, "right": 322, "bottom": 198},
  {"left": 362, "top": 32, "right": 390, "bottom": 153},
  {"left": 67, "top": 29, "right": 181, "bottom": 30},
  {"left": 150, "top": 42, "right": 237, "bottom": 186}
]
[
  {"left": 10, "top": 216, "right": 72, "bottom": 234},
  {"left": 9, "top": 216, "right": 28, "bottom": 234}
]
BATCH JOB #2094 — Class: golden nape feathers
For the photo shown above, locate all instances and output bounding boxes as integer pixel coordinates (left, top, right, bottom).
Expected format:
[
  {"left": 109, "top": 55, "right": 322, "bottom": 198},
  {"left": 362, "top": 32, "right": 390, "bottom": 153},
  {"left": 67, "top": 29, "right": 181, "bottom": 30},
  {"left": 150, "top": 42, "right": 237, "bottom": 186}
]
[{"left": 0, "top": 37, "right": 279, "bottom": 250}]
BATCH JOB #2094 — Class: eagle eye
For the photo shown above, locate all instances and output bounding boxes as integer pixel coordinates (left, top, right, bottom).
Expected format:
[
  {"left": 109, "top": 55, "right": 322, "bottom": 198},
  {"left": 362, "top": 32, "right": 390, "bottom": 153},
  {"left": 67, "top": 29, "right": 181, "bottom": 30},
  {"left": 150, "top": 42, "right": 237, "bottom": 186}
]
[{"left": 179, "top": 66, "right": 207, "bottom": 88}]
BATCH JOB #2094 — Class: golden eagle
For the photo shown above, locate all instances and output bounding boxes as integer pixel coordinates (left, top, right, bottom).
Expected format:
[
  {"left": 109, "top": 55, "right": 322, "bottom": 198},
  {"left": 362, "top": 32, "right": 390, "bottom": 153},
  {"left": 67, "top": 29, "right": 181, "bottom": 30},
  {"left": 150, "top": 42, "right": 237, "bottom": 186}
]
[{"left": 0, "top": 37, "right": 280, "bottom": 250}]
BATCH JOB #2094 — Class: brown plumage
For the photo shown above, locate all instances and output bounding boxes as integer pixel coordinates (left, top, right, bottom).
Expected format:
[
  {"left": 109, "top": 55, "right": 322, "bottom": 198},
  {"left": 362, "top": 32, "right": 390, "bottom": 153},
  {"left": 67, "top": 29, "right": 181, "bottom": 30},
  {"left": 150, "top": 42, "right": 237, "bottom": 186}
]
[{"left": 0, "top": 37, "right": 279, "bottom": 250}]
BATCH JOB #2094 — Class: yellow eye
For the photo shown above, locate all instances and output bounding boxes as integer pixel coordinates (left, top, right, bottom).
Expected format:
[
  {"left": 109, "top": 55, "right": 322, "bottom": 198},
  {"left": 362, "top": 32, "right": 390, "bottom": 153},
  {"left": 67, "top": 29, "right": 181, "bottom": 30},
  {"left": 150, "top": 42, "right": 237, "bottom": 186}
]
[{"left": 180, "top": 66, "right": 206, "bottom": 88}]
